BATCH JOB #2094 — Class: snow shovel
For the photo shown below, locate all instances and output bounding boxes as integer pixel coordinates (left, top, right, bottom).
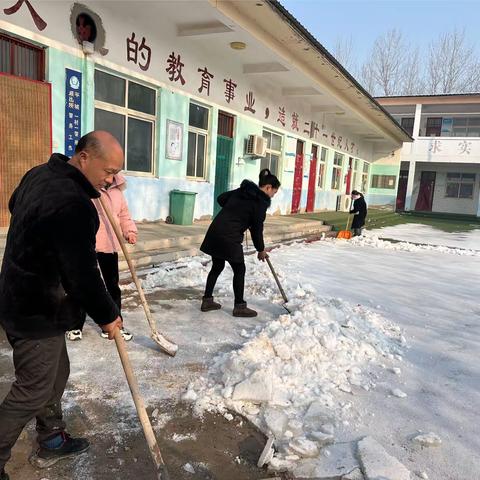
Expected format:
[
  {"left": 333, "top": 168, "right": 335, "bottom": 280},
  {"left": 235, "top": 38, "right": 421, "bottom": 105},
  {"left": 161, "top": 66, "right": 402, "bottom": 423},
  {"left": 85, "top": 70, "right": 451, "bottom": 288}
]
[
  {"left": 266, "top": 257, "right": 291, "bottom": 314},
  {"left": 114, "top": 328, "right": 171, "bottom": 480},
  {"left": 98, "top": 197, "right": 178, "bottom": 357},
  {"left": 337, "top": 214, "right": 353, "bottom": 240}
]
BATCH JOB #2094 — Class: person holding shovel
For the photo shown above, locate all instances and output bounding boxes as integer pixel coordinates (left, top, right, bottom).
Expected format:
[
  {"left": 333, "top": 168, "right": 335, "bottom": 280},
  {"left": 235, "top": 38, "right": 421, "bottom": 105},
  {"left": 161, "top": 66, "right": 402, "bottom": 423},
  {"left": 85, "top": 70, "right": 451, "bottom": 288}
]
[
  {"left": 0, "top": 131, "right": 124, "bottom": 480},
  {"left": 66, "top": 173, "right": 137, "bottom": 342},
  {"left": 350, "top": 190, "right": 367, "bottom": 236},
  {"left": 200, "top": 168, "right": 280, "bottom": 317}
]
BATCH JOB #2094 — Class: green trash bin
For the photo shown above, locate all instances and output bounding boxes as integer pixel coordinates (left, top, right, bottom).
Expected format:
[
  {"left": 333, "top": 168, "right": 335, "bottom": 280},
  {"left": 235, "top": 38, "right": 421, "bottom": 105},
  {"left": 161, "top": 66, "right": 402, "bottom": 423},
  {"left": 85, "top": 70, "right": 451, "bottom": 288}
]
[{"left": 168, "top": 190, "right": 197, "bottom": 225}]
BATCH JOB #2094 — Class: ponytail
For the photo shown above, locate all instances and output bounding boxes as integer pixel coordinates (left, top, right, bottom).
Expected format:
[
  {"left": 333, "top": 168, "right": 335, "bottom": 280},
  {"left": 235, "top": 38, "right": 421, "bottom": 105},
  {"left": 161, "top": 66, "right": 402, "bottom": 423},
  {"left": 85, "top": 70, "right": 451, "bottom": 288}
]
[{"left": 259, "top": 168, "right": 281, "bottom": 189}]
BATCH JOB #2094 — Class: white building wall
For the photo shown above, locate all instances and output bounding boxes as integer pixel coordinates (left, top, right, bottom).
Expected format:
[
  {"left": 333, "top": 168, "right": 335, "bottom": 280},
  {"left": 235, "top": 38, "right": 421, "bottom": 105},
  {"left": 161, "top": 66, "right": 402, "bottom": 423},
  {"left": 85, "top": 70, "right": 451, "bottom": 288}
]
[{"left": 411, "top": 163, "right": 480, "bottom": 215}]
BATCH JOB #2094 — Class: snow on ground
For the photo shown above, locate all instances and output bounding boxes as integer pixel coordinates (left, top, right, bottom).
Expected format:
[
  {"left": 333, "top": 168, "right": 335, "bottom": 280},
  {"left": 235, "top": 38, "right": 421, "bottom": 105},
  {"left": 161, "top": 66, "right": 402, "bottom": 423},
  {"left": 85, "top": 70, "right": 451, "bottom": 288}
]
[
  {"left": 57, "top": 230, "right": 480, "bottom": 479},
  {"left": 369, "top": 223, "right": 480, "bottom": 250}
]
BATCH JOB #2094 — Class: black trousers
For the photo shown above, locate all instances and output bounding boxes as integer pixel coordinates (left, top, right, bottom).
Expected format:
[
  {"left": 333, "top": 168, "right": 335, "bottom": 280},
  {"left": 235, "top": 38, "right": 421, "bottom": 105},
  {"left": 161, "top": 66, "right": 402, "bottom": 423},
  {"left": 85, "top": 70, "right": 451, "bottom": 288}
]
[
  {"left": 352, "top": 227, "right": 363, "bottom": 237},
  {"left": 97, "top": 252, "right": 121, "bottom": 312},
  {"left": 204, "top": 257, "right": 246, "bottom": 304},
  {"left": 74, "top": 252, "right": 121, "bottom": 331},
  {"left": 0, "top": 333, "right": 70, "bottom": 470}
]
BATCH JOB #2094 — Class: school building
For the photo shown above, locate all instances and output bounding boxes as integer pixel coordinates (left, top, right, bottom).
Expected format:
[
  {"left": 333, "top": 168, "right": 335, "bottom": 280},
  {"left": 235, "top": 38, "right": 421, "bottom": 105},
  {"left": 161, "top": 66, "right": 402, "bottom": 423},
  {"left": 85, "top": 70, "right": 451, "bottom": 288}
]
[
  {"left": 0, "top": 0, "right": 411, "bottom": 226},
  {"left": 377, "top": 94, "right": 480, "bottom": 217}
]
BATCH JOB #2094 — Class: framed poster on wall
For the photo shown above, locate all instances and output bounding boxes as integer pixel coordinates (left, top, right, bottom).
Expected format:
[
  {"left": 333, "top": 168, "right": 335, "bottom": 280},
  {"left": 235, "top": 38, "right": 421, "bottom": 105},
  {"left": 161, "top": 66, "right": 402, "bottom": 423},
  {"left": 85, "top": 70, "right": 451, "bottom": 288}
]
[{"left": 166, "top": 119, "right": 183, "bottom": 160}]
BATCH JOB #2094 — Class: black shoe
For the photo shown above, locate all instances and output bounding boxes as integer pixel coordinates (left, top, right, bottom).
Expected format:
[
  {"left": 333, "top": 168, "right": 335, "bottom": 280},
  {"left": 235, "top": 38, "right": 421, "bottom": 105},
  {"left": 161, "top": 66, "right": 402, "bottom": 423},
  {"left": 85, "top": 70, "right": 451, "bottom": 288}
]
[
  {"left": 30, "top": 432, "right": 90, "bottom": 469},
  {"left": 232, "top": 302, "right": 257, "bottom": 317},
  {"left": 201, "top": 296, "right": 222, "bottom": 312},
  {"left": 1, "top": 469, "right": 9, "bottom": 480}
]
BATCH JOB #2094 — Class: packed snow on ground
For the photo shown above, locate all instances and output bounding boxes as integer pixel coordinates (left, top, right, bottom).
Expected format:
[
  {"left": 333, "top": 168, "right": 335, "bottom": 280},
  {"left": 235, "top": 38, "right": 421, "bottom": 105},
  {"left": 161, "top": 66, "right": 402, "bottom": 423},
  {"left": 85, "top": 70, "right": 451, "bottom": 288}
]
[
  {"left": 369, "top": 223, "right": 480, "bottom": 250},
  {"left": 49, "top": 230, "right": 480, "bottom": 479}
]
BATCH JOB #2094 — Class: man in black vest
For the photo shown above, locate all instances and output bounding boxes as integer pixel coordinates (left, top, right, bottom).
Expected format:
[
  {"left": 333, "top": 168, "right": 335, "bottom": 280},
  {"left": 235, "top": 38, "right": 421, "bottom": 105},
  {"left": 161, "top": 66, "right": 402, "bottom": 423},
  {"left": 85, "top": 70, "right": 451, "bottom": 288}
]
[{"left": 0, "top": 131, "right": 124, "bottom": 479}]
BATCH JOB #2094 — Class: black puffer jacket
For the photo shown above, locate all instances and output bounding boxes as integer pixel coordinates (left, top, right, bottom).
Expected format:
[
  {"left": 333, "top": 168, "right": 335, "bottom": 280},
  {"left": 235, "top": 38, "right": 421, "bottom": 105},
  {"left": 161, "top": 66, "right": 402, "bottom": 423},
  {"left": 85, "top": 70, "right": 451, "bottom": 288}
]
[
  {"left": 200, "top": 180, "right": 270, "bottom": 263},
  {"left": 0, "top": 154, "right": 120, "bottom": 339},
  {"left": 350, "top": 196, "right": 368, "bottom": 228}
]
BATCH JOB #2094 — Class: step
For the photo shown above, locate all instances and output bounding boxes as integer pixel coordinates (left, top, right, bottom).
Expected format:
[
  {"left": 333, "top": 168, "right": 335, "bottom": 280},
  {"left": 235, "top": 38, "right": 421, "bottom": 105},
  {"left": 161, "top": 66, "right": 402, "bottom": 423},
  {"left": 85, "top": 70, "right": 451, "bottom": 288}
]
[{"left": 118, "top": 224, "right": 332, "bottom": 271}]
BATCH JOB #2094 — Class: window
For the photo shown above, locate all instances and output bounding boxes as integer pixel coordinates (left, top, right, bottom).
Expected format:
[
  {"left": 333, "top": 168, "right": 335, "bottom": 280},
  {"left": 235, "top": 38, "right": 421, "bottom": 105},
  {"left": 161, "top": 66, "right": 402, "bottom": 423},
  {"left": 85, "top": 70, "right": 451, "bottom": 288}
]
[
  {"left": 426, "top": 117, "right": 442, "bottom": 137},
  {"left": 445, "top": 173, "right": 475, "bottom": 199},
  {"left": 317, "top": 147, "right": 328, "bottom": 188},
  {"left": 352, "top": 159, "right": 360, "bottom": 190},
  {"left": 331, "top": 152, "right": 344, "bottom": 190},
  {"left": 261, "top": 129, "right": 282, "bottom": 176},
  {"left": 361, "top": 162, "right": 370, "bottom": 192},
  {"left": 452, "top": 117, "right": 480, "bottom": 137},
  {"left": 94, "top": 70, "right": 156, "bottom": 173},
  {"left": 187, "top": 102, "right": 209, "bottom": 178},
  {"left": 371, "top": 175, "right": 397, "bottom": 189},
  {"left": 401, "top": 117, "right": 414, "bottom": 136},
  {"left": 0, "top": 33, "right": 44, "bottom": 81}
]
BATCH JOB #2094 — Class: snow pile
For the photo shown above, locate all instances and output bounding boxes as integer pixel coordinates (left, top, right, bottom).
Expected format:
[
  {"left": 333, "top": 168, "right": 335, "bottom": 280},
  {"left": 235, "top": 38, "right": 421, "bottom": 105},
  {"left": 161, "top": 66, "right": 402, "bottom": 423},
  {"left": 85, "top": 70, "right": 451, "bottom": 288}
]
[
  {"left": 184, "top": 282, "right": 406, "bottom": 475},
  {"left": 141, "top": 258, "right": 208, "bottom": 291},
  {"left": 349, "top": 233, "right": 480, "bottom": 256}
]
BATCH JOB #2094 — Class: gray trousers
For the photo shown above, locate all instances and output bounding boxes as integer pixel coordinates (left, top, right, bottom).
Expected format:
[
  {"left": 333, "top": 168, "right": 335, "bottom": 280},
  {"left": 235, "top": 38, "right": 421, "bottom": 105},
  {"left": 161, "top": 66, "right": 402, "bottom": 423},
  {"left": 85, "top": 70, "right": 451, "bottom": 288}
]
[
  {"left": 352, "top": 228, "right": 363, "bottom": 237},
  {"left": 0, "top": 332, "right": 69, "bottom": 470}
]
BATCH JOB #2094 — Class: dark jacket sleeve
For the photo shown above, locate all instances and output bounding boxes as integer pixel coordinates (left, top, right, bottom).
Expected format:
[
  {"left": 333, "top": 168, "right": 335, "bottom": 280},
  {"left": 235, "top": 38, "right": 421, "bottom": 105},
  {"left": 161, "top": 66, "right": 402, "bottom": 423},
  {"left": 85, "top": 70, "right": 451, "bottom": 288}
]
[
  {"left": 350, "top": 199, "right": 359, "bottom": 215},
  {"left": 217, "top": 190, "right": 234, "bottom": 207},
  {"left": 52, "top": 202, "right": 120, "bottom": 326},
  {"left": 249, "top": 203, "right": 267, "bottom": 252}
]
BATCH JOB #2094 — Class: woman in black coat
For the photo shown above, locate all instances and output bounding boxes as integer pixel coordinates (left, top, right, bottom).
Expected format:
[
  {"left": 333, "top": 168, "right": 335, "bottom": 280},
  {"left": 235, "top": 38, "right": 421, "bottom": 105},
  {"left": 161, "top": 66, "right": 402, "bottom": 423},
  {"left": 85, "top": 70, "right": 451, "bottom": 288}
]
[
  {"left": 200, "top": 169, "right": 281, "bottom": 317},
  {"left": 349, "top": 190, "right": 367, "bottom": 236}
]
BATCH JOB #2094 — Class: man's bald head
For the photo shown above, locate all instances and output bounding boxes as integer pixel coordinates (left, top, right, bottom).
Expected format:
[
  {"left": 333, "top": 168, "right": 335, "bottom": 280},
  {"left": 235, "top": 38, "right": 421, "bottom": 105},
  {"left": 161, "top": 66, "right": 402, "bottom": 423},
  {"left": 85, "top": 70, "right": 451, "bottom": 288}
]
[{"left": 70, "top": 131, "right": 124, "bottom": 190}]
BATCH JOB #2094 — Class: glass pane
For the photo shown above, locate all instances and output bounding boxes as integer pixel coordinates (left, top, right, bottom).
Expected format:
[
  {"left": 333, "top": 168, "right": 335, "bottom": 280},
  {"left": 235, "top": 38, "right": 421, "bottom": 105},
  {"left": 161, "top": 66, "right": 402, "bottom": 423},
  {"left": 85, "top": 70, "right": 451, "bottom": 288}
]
[
  {"left": 453, "top": 118, "right": 467, "bottom": 126},
  {"left": 95, "top": 70, "right": 126, "bottom": 106},
  {"left": 318, "top": 164, "right": 325, "bottom": 187},
  {"left": 462, "top": 173, "right": 476, "bottom": 181},
  {"left": 445, "top": 183, "right": 459, "bottom": 197},
  {"left": 260, "top": 155, "right": 270, "bottom": 171},
  {"left": 128, "top": 82, "right": 155, "bottom": 115},
  {"left": 271, "top": 133, "right": 282, "bottom": 151},
  {"left": 196, "top": 134, "right": 206, "bottom": 178},
  {"left": 0, "top": 38, "right": 11, "bottom": 73},
  {"left": 187, "top": 131, "right": 196, "bottom": 176},
  {"left": 270, "top": 155, "right": 279, "bottom": 176},
  {"left": 321, "top": 147, "right": 328, "bottom": 162},
  {"left": 459, "top": 183, "right": 474, "bottom": 198},
  {"left": 94, "top": 109, "right": 125, "bottom": 152},
  {"left": 447, "top": 172, "right": 461, "bottom": 179},
  {"left": 127, "top": 118, "right": 152, "bottom": 172},
  {"left": 262, "top": 130, "right": 271, "bottom": 149},
  {"left": 467, "top": 127, "right": 480, "bottom": 137},
  {"left": 363, "top": 163, "right": 369, "bottom": 173},
  {"left": 189, "top": 103, "right": 209, "bottom": 130}
]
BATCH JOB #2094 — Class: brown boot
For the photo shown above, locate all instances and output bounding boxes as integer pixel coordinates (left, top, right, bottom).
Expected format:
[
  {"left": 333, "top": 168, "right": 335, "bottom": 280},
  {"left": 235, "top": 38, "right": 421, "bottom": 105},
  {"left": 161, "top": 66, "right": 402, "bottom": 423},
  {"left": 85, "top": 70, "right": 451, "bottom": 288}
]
[
  {"left": 201, "top": 296, "right": 222, "bottom": 312},
  {"left": 232, "top": 302, "right": 257, "bottom": 317}
]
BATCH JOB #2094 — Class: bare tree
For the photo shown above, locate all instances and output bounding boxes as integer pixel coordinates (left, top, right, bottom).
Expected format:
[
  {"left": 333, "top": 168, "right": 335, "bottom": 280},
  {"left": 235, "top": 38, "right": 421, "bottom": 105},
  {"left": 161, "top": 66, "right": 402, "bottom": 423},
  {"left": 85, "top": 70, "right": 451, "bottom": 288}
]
[
  {"left": 365, "top": 28, "right": 407, "bottom": 96},
  {"left": 427, "top": 28, "right": 480, "bottom": 94},
  {"left": 359, "top": 61, "right": 378, "bottom": 96},
  {"left": 401, "top": 47, "right": 424, "bottom": 95},
  {"left": 333, "top": 35, "right": 357, "bottom": 75}
]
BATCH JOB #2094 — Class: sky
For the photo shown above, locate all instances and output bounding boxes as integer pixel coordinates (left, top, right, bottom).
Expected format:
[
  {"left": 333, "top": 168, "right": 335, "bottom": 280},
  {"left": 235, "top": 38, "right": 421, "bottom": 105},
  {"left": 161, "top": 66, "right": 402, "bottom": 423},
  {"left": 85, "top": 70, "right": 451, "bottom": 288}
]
[{"left": 280, "top": 0, "right": 480, "bottom": 67}]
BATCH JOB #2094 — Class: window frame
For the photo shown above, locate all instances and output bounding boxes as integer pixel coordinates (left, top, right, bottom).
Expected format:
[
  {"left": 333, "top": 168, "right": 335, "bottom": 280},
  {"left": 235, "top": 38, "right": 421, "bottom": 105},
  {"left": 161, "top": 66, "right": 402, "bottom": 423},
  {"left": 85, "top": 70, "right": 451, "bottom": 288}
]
[
  {"left": 187, "top": 101, "right": 210, "bottom": 180},
  {"left": 94, "top": 69, "right": 157, "bottom": 176},
  {"left": 317, "top": 146, "right": 328, "bottom": 189},
  {"left": 445, "top": 172, "right": 476, "bottom": 199},
  {"left": 361, "top": 162, "right": 370, "bottom": 193},
  {"left": 0, "top": 33, "right": 45, "bottom": 81},
  {"left": 261, "top": 129, "right": 283, "bottom": 177},
  {"left": 371, "top": 174, "right": 397, "bottom": 189},
  {"left": 331, "top": 151, "right": 344, "bottom": 191}
]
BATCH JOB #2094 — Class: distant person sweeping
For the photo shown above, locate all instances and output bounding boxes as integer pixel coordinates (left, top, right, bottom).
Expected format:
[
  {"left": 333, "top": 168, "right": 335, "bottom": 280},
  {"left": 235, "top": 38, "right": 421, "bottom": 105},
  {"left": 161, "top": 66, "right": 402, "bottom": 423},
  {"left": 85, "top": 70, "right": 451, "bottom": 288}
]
[
  {"left": 200, "top": 169, "right": 280, "bottom": 317},
  {"left": 350, "top": 190, "right": 367, "bottom": 236}
]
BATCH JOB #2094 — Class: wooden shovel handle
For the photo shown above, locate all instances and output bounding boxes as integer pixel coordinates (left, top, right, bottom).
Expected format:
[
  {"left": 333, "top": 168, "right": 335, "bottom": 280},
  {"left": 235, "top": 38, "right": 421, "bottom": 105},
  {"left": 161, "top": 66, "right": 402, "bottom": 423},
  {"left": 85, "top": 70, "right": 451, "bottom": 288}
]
[
  {"left": 266, "top": 257, "right": 289, "bottom": 304},
  {"left": 97, "top": 197, "right": 157, "bottom": 334},
  {"left": 114, "top": 329, "right": 170, "bottom": 479}
]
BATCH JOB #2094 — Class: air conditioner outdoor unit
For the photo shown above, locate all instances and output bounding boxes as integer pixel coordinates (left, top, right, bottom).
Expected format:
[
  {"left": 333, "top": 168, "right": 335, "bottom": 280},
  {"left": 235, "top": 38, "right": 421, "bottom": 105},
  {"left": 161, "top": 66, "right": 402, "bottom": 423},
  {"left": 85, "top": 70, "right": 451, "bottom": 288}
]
[
  {"left": 246, "top": 134, "right": 267, "bottom": 157},
  {"left": 336, "top": 194, "right": 351, "bottom": 212}
]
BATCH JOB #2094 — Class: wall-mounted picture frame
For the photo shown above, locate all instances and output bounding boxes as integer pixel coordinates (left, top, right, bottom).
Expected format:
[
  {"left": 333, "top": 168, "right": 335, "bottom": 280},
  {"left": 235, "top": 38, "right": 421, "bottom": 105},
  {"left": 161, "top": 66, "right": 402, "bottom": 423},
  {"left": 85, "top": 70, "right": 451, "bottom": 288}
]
[{"left": 166, "top": 119, "right": 183, "bottom": 160}]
